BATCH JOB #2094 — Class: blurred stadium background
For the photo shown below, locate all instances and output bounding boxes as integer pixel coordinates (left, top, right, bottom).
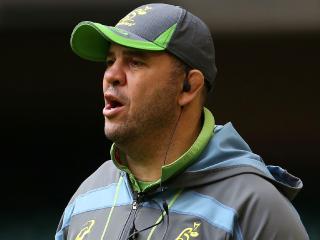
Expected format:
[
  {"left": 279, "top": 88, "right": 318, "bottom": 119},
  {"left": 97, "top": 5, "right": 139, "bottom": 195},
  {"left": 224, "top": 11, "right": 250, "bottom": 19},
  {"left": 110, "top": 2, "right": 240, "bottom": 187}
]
[{"left": 1, "top": 0, "right": 319, "bottom": 239}]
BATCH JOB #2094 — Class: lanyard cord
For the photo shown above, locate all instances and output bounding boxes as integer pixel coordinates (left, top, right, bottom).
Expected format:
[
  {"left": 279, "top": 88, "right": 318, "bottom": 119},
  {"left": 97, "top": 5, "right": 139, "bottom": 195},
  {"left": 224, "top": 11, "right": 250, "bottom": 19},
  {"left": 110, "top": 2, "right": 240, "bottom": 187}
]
[
  {"left": 146, "top": 188, "right": 183, "bottom": 240},
  {"left": 128, "top": 198, "right": 166, "bottom": 240},
  {"left": 100, "top": 176, "right": 124, "bottom": 240},
  {"left": 127, "top": 188, "right": 183, "bottom": 240}
]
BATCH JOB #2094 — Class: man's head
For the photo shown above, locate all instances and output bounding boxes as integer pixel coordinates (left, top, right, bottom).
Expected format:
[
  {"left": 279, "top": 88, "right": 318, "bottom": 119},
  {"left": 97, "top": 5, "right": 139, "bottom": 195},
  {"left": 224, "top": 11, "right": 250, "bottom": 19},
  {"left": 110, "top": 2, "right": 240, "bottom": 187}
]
[
  {"left": 101, "top": 43, "right": 198, "bottom": 144},
  {"left": 70, "top": 3, "right": 216, "bottom": 144}
]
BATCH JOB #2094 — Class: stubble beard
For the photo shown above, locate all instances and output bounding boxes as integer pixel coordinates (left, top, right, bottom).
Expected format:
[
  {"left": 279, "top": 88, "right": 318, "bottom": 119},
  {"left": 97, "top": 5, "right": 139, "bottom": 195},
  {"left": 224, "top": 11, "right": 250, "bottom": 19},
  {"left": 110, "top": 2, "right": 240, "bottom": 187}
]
[{"left": 104, "top": 87, "right": 178, "bottom": 146}]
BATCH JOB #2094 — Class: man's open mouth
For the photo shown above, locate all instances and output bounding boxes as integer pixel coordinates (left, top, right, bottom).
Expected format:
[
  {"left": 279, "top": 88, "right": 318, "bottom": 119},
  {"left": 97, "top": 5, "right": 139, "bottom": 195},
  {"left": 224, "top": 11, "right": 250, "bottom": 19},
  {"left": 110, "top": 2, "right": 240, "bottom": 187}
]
[
  {"left": 103, "top": 94, "right": 126, "bottom": 117},
  {"left": 106, "top": 99, "right": 123, "bottom": 110}
]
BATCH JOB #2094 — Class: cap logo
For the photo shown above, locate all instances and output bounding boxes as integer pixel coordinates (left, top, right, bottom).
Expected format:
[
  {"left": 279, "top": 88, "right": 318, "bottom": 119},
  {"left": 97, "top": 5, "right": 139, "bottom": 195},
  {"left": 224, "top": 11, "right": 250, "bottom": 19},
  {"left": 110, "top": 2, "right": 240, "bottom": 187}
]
[{"left": 117, "top": 5, "right": 152, "bottom": 27}]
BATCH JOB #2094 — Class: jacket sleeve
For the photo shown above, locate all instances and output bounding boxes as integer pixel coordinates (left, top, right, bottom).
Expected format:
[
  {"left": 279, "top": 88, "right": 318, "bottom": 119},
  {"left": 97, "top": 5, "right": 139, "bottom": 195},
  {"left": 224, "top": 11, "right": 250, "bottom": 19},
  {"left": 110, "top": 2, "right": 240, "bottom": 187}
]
[
  {"left": 237, "top": 176, "right": 309, "bottom": 240},
  {"left": 55, "top": 210, "right": 70, "bottom": 240},
  {"left": 55, "top": 213, "right": 65, "bottom": 240}
]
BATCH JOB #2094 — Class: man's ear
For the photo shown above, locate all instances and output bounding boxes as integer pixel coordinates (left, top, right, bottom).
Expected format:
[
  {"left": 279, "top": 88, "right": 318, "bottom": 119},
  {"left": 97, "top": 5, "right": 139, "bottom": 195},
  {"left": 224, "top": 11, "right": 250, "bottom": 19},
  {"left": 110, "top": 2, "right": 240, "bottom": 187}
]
[{"left": 178, "top": 69, "right": 204, "bottom": 107}]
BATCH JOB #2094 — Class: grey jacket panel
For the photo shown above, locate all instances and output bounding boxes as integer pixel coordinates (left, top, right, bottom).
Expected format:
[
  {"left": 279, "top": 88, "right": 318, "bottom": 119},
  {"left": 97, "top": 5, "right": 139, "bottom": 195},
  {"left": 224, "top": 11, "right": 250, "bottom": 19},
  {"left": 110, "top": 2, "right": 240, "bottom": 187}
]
[
  {"left": 193, "top": 173, "right": 308, "bottom": 240},
  {"left": 67, "top": 207, "right": 132, "bottom": 240},
  {"left": 68, "top": 160, "right": 121, "bottom": 204},
  {"left": 56, "top": 123, "right": 309, "bottom": 240}
]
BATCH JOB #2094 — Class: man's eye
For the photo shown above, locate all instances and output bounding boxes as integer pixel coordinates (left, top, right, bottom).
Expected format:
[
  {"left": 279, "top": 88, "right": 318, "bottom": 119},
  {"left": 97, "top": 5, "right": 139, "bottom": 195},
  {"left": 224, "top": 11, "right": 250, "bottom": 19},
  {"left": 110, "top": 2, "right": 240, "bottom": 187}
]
[
  {"left": 130, "top": 59, "right": 144, "bottom": 67},
  {"left": 106, "top": 59, "right": 114, "bottom": 67}
]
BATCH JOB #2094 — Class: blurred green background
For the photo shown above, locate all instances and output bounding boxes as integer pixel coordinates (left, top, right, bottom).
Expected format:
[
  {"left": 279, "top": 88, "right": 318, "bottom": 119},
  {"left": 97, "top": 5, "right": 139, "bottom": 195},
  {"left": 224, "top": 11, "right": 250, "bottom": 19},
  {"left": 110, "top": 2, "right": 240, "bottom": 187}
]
[{"left": 1, "top": 0, "right": 319, "bottom": 239}]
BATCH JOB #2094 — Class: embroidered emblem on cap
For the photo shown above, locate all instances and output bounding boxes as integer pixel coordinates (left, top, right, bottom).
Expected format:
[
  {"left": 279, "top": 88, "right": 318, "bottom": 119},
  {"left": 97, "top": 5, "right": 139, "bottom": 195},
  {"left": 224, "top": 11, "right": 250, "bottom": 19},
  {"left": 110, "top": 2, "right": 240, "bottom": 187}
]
[{"left": 117, "top": 6, "right": 152, "bottom": 27}]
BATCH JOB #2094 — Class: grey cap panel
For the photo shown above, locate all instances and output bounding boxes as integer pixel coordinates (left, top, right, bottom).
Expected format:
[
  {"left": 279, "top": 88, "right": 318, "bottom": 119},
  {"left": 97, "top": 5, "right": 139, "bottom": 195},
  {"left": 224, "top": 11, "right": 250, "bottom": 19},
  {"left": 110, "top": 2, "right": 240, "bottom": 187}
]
[{"left": 167, "top": 11, "right": 217, "bottom": 88}]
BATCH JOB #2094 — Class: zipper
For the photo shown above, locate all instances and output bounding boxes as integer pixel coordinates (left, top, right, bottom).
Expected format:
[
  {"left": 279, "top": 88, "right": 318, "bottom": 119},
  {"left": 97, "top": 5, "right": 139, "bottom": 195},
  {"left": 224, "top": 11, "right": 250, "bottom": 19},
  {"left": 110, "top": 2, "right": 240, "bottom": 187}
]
[{"left": 118, "top": 191, "right": 140, "bottom": 240}]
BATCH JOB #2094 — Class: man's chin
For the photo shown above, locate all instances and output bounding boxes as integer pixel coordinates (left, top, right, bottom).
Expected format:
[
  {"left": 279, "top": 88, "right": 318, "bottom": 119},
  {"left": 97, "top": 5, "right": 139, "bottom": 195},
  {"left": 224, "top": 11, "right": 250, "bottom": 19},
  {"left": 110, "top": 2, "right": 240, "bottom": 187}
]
[
  {"left": 104, "top": 128, "right": 118, "bottom": 142},
  {"left": 104, "top": 125, "right": 126, "bottom": 143}
]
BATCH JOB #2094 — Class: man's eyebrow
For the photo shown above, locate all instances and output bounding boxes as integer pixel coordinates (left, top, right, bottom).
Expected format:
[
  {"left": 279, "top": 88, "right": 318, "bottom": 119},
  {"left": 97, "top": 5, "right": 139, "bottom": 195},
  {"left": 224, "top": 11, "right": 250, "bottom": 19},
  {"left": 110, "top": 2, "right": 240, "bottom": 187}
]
[
  {"left": 106, "top": 52, "right": 114, "bottom": 59},
  {"left": 123, "top": 49, "right": 150, "bottom": 58}
]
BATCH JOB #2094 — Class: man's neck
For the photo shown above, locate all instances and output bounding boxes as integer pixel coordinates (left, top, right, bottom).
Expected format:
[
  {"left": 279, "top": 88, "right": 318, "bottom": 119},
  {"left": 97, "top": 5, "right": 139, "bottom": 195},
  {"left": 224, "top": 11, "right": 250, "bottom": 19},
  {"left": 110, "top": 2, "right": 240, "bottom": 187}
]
[{"left": 116, "top": 107, "right": 203, "bottom": 182}]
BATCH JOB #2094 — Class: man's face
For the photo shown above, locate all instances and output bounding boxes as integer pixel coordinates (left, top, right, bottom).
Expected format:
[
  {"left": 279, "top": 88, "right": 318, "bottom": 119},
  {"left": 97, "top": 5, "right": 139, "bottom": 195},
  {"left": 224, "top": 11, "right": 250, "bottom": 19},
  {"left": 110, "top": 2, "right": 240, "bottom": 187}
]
[{"left": 102, "top": 44, "right": 183, "bottom": 144}]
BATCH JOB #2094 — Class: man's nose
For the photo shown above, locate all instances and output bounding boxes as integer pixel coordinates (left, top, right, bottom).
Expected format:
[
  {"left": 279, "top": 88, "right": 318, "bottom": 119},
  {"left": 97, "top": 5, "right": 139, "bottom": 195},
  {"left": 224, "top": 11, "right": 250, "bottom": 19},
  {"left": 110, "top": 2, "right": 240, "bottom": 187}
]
[{"left": 103, "top": 61, "right": 127, "bottom": 87}]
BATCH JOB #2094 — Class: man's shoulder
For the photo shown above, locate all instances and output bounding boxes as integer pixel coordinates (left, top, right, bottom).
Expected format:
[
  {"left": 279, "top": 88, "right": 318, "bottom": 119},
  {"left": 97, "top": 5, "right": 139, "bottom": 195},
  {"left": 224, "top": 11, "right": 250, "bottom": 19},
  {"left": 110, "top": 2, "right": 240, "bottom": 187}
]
[
  {"left": 68, "top": 160, "right": 120, "bottom": 204},
  {"left": 195, "top": 173, "right": 308, "bottom": 239},
  {"left": 190, "top": 170, "right": 296, "bottom": 219},
  {"left": 227, "top": 173, "right": 308, "bottom": 239},
  {"left": 202, "top": 172, "right": 290, "bottom": 208}
]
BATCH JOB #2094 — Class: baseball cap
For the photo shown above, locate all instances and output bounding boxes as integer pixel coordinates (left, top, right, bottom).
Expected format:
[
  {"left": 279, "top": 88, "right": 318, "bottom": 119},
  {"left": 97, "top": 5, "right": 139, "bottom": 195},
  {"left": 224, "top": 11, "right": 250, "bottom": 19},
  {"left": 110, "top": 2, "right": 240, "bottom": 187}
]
[{"left": 70, "top": 3, "right": 217, "bottom": 90}]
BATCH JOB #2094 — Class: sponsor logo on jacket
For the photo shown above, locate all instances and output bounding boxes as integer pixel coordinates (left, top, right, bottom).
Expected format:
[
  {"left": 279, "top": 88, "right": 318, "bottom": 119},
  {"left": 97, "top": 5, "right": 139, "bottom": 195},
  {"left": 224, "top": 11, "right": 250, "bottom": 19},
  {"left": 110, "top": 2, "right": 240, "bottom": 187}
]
[
  {"left": 176, "top": 222, "right": 201, "bottom": 240},
  {"left": 75, "top": 220, "right": 95, "bottom": 240}
]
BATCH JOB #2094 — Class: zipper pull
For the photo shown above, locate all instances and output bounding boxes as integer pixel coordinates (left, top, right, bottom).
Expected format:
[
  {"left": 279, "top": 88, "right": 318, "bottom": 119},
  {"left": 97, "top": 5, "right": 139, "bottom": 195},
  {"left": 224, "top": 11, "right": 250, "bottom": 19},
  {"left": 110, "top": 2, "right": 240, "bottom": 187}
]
[
  {"left": 132, "top": 200, "right": 138, "bottom": 210},
  {"left": 132, "top": 191, "right": 141, "bottom": 210}
]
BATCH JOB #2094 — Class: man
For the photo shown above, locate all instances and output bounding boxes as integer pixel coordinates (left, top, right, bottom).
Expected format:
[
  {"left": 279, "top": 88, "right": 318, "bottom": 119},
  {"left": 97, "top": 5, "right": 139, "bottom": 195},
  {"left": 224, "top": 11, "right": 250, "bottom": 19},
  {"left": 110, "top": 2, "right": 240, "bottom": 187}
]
[{"left": 56, "top": 3, "right": 309, "bottom": 240}]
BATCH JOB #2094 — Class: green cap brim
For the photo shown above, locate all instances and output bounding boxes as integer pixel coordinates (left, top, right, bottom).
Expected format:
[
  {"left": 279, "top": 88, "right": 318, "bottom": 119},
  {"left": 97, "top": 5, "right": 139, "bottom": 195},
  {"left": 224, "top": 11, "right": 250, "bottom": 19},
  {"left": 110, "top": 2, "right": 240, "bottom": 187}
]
[{"left": 70, "top": 21, "right": 165, "bottom": 62}]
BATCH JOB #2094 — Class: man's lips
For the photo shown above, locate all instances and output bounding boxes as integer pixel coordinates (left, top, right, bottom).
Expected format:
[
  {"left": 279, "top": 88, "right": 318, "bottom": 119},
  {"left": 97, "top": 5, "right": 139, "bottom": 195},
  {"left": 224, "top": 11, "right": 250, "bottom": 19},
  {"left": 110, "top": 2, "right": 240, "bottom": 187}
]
[
  {"left": 103, "top": 105, "right": 125, "bottom": 118},
  {"left": 103, "top": 93, "right": 126, "bottom": 117}
]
